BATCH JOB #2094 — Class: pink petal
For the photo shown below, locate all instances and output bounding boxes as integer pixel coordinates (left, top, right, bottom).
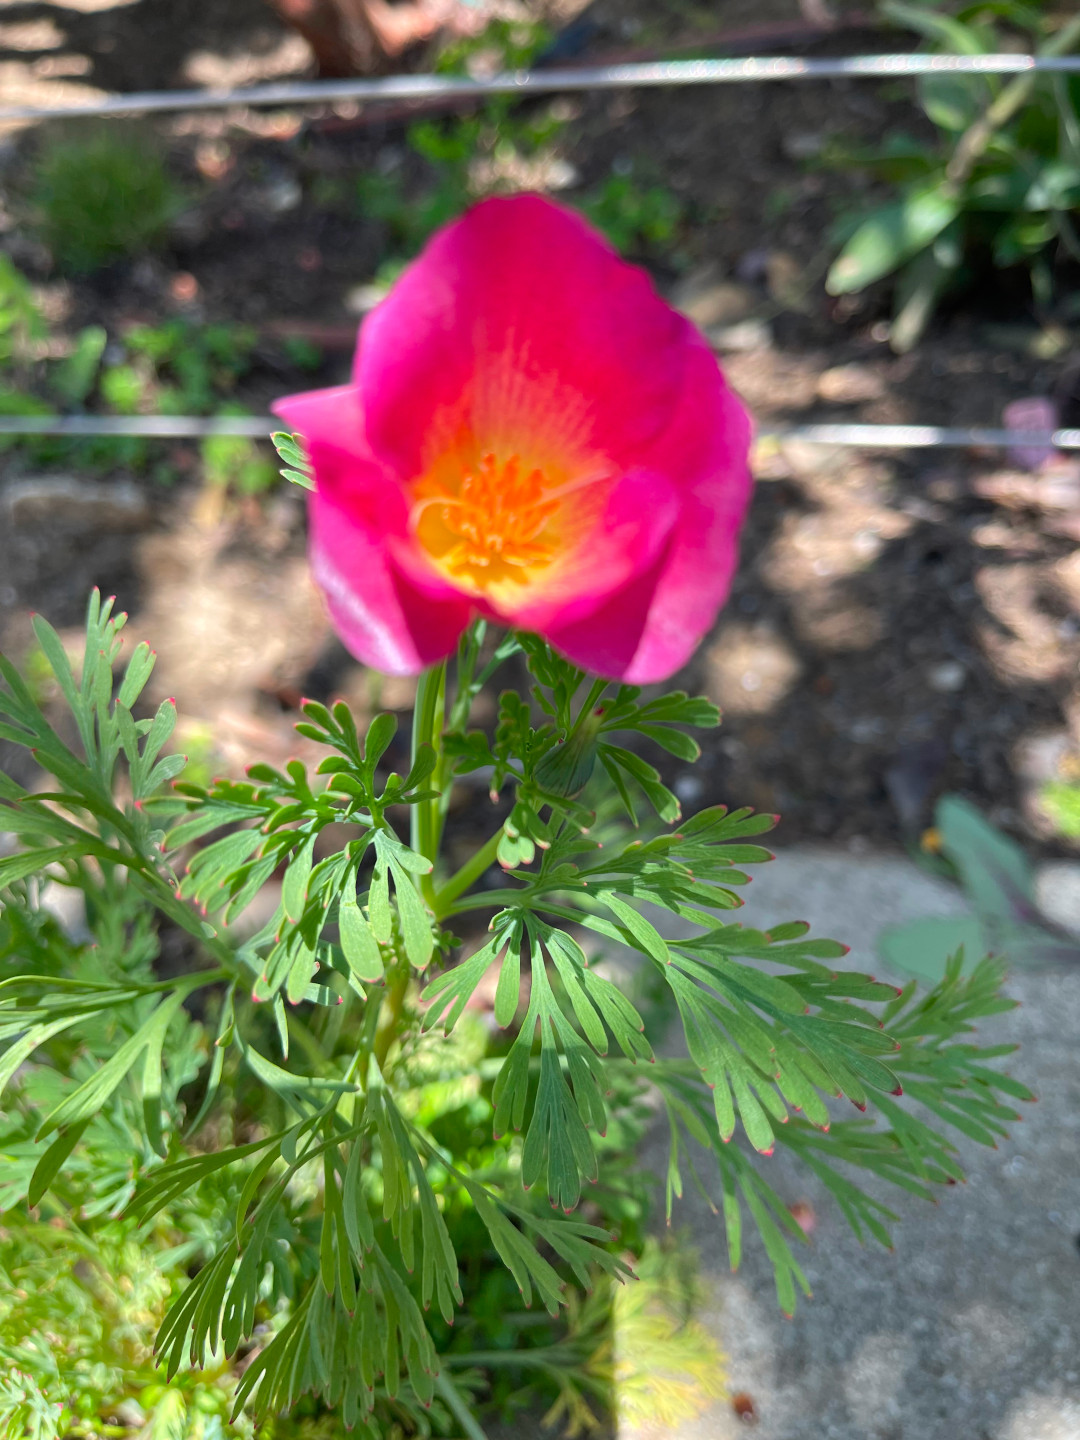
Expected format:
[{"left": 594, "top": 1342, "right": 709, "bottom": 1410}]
[
  {"left": 625, "top": 346, "right": 755, "bottom": 683},
  {"left": 547, "top": 342, "right": 754, "bottom": 681},
  {"left": 357, "top": 195, "right": 692, "bottom": 482},
  {"left": 272, "top": 386, "right": 471, "bottom": 674},
  {"left": 310, "top": 486, "right": 472, "bottom": 675},
  {"left": 496, "top": 466, "right": 680, "bottom": 634}
]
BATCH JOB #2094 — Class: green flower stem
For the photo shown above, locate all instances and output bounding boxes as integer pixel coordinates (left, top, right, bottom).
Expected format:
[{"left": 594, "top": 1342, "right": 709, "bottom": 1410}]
[
  {"left": 366, "top": 660, "right": 450, "bottom": 1075},
  {"left": 431, "top": 824, "right": 506, "bottom": 918},
  {"left": 411, "top": 660, "right": 448, "bottom": 895},
  {"left": 373, "top": 962, "right": 411, "bottom": 1072},
  {"left": 440, "top": 892, "right": 519, "bottom": 918},
  {"left": 447, "top": 619, "right": 486, "bottom": 733},
  {"left": 434, "top": 1372, "right": 491, "bottom": 1440}
]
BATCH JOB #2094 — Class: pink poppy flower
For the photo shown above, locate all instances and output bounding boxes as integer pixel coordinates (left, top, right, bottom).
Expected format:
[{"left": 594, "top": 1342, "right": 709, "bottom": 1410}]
[{"left": 273, "top": 194, "right": 753, "bottom": 682}]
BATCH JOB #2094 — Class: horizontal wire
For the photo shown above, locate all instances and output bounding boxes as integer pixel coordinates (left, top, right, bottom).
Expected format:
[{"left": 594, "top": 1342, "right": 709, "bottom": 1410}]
[
  {"left": 2, "top": 54, "right": 1080, "bottom": 124},
  {"left": 0, "top": 413, "right": 1077, "bottom": 449},
  {"left": 0, "top": 415, "right": 278, "bottom": 438}
]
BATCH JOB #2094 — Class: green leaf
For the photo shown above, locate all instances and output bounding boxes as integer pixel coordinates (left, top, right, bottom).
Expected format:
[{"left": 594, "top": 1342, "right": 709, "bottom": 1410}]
[
  {"left": 28, "top": 1117, "right": 93, "bottom": 1207},
  {"left": 918, "top": 72, "right": 985, "bottom": 132},
  {"left": 827, "top": 188, "right": 963, "bottom": 294},
  {"left": 420, "top": 930, "right": 509, "bottom": 1033},
  {"left": 365, "top": 711, "right": 397, "bottom": 770},
  {"left": 0, "top": 1014, "right": 85, "bottom": 1097},
  {"left": 533, "top": 724, "right": 600, "bottom": 797},
  {"left": 890, "top": 239, "right": 960, "bottom": 353},
  {"left": 51, "top": 324, "right": 107, "bottom": 404},
  {"left": 30, "top": 614, "right": 80, "bottom": 718},
  {"left": 239, "top": 1037, "right": 356, "bottom": 1097},
  {"left": 141, "top": 1007, "right": 170, "bottom": 1157},
  {"left": 493, "top": 941, "right": 521, "bottom": 1027},
  {"left": 599, "top": 743, "right": 681, "bottom": 823},
  {"left": 883, "top": 0, "right": 986, "bottom": 52},
  {"left": 598, "top": 892, "right": 670, "bottom": 965},
  {"left": 117, "top": 641, "right": 156, "bottom": 709},
  {"left": 286, "top": 940, "right": 318, "bottom": 1005},
  {"left": 937, "top": 795, "right": 1032, "bottom": 921},
  {"left": 339, "top": 895, "right": 385, "bottom": 984},
  {"left": 367, "top": 857, "right": 392, "bottom": 943},
  {"left": 282, "top": 832, "right": 316, "bottom": 923},
  {"left": 388, "top": 855, "right": 434, "bottom": 969},
  {"left": 879, "top": 916, "right": 985, "bottom": 980},
  {"left": 131, "top": 699, "right": 178, "bottom": 796},
  {"left": 37, "top": 987, "right": 189, "bottom": 1142},
  {"left": 271, "top": 431, "right": 315, "bottom": 490},
  {"left": 342, "top": 1137, "right": 375, "bottom": 1259},
  {"left": 637, "top": 723, "right": 701, "bottom": 762},
  {"left": 0, "top": 844, "right": 85, "bottom": 887}
]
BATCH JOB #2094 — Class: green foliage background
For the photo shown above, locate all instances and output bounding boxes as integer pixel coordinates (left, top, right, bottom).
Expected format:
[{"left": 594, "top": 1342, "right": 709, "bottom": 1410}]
[{"left": 826, "top": 2, "right": 1080, "bottom": 349}]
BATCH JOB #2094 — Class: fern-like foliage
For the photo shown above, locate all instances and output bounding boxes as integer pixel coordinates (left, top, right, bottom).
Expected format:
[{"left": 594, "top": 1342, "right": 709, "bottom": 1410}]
[{"left": 0, "top": 594, "right": 1030, "bottom": 1434}]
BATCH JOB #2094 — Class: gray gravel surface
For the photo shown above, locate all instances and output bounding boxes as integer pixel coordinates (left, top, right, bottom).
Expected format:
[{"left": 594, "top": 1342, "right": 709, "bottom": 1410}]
[{"left": 641, "top": 849, "right": 1080, "bottom": 1440}]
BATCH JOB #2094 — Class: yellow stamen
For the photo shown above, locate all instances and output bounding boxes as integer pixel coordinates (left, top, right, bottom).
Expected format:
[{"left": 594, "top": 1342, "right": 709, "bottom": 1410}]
[{"left": 410, "top": 447, "right": 607, "bottom": 604}]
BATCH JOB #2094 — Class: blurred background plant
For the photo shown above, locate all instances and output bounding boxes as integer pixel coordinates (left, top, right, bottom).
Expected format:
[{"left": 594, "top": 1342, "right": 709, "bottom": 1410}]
[
  {"left": 0, "top": 265, "right": 282, "bottom": 489},
  {"left": 1041, "top": 777, "right": 1080, "bottom": 838},
  {"left": 356, "top": 102, "right": 686, "bottom": 288},
  {"left": 824, "top": 2, "right": 1080, "bottom": 351},
  {"left": 880, "top": 794, "right": 1080, "bottom": 980},
  {"left": 31, "top": 126, "right": 184, "bottom": 275}
]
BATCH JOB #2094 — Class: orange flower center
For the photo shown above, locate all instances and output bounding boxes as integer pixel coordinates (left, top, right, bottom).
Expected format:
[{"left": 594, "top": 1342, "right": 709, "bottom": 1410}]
[{"left": 410, "top": 448, "right": 605, "bottom": 606}]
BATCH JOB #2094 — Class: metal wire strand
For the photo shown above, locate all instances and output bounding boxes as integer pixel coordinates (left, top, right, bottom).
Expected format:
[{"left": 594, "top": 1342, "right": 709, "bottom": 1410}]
[
  {"left": 0, "top": 414, "right": 1077, "bottom": 449},
  {"left": 3, "top": 54, "right": 1080, "bottom": 124}
]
